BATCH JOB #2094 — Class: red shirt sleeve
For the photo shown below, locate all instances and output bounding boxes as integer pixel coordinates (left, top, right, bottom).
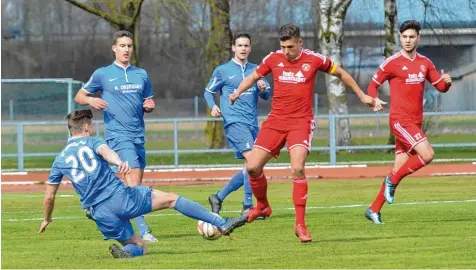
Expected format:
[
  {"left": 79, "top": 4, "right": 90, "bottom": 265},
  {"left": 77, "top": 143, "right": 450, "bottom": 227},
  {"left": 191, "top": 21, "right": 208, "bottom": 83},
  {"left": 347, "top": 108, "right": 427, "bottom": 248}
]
[
  {"left": 316, "top": 55, "right": 334, "bottom": 73},
  {"left": 367, "top": 66, "right": 392, "bottom": 98},
  {"left": 426, "top": 60, "right": 450, "bottom": 93},
  {"left": 256, "top": 52, "right": 274, "bottom": 77}
]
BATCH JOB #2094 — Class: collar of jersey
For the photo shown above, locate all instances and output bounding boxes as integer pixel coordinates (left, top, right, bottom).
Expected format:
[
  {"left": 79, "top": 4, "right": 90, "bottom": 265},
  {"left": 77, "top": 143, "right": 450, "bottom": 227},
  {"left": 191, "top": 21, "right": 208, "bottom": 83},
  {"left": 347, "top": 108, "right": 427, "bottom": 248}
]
[
  {"left": 231, "top": 58, "right": 248, "bottom": 68},
  {"left": 113, "top": 61, "right": 131, "bottom": 70}
]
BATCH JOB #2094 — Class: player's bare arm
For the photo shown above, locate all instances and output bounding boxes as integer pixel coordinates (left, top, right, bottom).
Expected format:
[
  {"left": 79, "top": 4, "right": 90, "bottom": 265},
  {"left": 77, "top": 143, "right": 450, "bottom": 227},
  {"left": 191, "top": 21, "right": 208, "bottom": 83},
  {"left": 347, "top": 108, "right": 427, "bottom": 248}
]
[
  {"left": 74, "top": 89, "right": 108, "bottom": 110},
  {"left": 331, "top": 65, "right": 386, "bottom": 110},
  {"left": 38, "top": 183, "right": 60, "bottom": 234},
  {"left": 97, "top": 145, "right": 131, "bottom": 175},
  {"left": 143, "top": 98, "right": 155, "bottom": 113},
  {"left": 230, "top": 71, "right": 261, "bottom": 104}
]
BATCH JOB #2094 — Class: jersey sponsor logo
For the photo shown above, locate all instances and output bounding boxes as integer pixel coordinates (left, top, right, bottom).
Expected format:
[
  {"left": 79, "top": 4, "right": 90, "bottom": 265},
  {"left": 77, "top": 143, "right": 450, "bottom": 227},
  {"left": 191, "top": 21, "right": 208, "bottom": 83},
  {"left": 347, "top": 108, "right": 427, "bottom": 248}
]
[
  {"left": 302, "top": 63, "right": 311, "bottom": 71},
  {"left": 405, "top": 73, "right": 425, "bottom": 84},
  {"left": 114, "top": 83, "right": 142, "bottom": 93},
  {"left": 278, "top": 71, "right": 306, "bottom": 83},
  {"left": 420, "top": 65, "right": 427, "bottom": 72},
  {"left": 109, "top": 78, "right": 119, "bottom": 82},
  {"left": 402, "top": 66, "right": 408, "bottom": 70},
  {"left": 277, "top": 62, "right": 284, "bottom": 67}
]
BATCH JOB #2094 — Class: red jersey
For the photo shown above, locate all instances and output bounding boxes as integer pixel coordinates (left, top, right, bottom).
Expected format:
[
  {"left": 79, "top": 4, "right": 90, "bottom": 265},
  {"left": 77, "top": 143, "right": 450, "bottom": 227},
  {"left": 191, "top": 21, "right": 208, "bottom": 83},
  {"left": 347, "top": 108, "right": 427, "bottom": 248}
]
[
  {"left": 255, "top": 49, "right": 334, "bottom": 121},
  {"left": 368, "top": 51, "right": 450, "bottom": 123}
]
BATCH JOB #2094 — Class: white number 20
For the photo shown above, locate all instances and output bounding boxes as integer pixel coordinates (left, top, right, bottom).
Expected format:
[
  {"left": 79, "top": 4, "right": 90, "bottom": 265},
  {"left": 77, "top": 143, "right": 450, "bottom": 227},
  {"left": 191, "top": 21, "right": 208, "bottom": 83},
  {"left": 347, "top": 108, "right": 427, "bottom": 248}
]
[{"left": 65, "top": 146, "right": 98, "bottom": 183}]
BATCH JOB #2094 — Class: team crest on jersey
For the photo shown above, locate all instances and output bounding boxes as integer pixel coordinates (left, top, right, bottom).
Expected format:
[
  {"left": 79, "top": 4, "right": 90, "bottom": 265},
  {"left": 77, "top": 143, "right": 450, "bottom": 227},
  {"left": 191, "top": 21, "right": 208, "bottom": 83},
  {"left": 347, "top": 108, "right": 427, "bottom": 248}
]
[
  {"left": 420, "top": 65, "right": 427, "bottom": 72},
  {"left": 302, "top": 64, "right": 311, "bottom": 72},
  {"left": 278, "top": 71, "right": 306, "bottom": 83}
]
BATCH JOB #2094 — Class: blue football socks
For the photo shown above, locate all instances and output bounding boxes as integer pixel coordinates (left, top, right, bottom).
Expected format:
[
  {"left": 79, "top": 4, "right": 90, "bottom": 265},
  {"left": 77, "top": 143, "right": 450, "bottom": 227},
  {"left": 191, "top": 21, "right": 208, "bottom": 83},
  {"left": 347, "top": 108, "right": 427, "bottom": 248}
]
[
  {"left": 174, "top": 196, "right": 226, "bottom": 227},
  {"left": 217, "top": 170, "right": 245, "bottom": 201}
]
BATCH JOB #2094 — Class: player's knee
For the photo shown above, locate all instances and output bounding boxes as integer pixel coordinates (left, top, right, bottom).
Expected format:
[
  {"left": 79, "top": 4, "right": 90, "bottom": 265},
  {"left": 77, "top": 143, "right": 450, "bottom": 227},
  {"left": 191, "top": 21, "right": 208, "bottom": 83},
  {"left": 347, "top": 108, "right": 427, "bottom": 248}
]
[
  {"left": 166, "top": 192, "right": 180, "bottom": 208},
  {"left": 291, "top": 166, "right": 305, "bottom": 178},
  {"left": 421, "top": 148, "right": 434, "bottom": 163},
  {"left": 246, "top": 163, "right": 263, "bottom": 177}
]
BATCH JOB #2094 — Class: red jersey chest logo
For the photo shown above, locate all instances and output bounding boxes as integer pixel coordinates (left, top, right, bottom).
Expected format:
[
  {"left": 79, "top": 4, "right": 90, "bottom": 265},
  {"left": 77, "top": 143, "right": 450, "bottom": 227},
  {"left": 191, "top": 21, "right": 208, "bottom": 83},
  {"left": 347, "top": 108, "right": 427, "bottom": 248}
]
[
  {"left": 275, "top": 62, "right": 310, "bottom": 84},
  {"left": 400, "top": 63, "right": 426, "bottom": 84}
]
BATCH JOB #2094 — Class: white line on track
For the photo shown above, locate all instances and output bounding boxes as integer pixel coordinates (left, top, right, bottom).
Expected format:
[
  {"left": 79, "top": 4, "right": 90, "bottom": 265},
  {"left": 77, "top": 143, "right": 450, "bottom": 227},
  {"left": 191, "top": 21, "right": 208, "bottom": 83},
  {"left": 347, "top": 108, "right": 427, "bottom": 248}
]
[{"left": 3, "top": 199, "right": 475, "bottom": 222}]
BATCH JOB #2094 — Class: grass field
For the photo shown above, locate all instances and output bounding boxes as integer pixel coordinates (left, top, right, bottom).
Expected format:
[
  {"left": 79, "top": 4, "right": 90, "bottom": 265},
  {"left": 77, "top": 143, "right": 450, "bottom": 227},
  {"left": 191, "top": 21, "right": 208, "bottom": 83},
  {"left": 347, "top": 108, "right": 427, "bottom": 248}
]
[{"left": 2, "top": 176, "right": 475, "bottom": 268}]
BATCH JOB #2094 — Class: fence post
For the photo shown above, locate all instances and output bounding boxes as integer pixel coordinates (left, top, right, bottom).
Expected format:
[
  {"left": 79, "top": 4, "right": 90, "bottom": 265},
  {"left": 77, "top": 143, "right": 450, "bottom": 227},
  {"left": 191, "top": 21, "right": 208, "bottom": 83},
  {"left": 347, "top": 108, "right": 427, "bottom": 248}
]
[
  {"left": 173, "top": 120, "right": 179, "bottom": 168},
  {"left": 67, "top": 80, "right": 73, "bottom": 113},
  {"left": 9, "top": 100, "right": 14, "bottom": 121},
  {"left": 95, "top": 121, "right": 100, "bottom": 136},
  {"left": 329, "top": 114, "right": 337, "bottom": 165},
  {"left": 194, "top": 96, "right": 199, "bottom": 137},
  {"left": 17, "top": 123, "right": 24, "bottom": 172},
  {"left": 314, "top": 93, "right": 318, "bottom": 115}
]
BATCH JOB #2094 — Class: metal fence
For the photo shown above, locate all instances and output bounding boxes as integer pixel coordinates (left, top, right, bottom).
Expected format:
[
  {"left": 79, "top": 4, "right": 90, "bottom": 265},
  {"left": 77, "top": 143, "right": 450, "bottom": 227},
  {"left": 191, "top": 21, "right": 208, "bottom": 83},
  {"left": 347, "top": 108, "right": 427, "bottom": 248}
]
[{"left": 2, "top": 111, "right": 476, "bottom": 172}]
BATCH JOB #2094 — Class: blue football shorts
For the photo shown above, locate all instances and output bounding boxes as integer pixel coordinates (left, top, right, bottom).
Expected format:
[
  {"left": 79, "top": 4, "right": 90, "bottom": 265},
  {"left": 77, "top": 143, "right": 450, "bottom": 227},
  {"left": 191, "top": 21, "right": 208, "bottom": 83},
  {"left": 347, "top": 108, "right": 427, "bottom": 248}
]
[
  {"left": 107, "top": 137, "right": 146, "bottom": 169},
  {"left": 225, "top": 122, "right": 259, "bottom": 159},
  {"left": 90, "top": 185, "right": 153, "bottom": 242}
]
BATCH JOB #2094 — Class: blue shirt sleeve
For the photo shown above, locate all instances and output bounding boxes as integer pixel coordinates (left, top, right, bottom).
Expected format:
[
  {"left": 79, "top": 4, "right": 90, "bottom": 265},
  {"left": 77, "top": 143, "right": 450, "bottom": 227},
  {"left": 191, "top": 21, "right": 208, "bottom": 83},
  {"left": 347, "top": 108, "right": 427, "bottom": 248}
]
[
  {"left": 92, "top": 137, "right": 108, "bottom": 154},
  {"left": 143, "top": 71, "right": 153, "bottom": 99},
  {"left": 257, "top": 77, "right": 271, "bottom": 100},
  {"left": 205, "top": 68, "right": 224, "bottom": 94},
  {"left": 204, "top": 90, "right": 216, "bottom": 109},
  {"left": 47, "top": 160, "right": 63, "bottom": 185},
  {"left": 83, "top": 69, "right": 103, "bottom": 94}
]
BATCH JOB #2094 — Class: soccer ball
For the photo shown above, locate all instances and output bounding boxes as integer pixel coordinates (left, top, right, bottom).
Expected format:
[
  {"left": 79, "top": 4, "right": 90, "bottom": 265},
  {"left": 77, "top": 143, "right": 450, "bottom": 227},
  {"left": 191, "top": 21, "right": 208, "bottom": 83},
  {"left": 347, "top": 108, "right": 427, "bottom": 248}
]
[{"left": 197, "top": 220, "right": 222, "bottom": 240}]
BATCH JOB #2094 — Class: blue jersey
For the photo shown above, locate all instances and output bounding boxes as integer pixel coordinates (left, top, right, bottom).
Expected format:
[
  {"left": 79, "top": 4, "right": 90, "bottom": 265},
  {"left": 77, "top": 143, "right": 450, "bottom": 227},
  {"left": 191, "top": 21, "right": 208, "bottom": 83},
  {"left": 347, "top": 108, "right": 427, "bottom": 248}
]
[
  {"left": 205, "top": 59, "right": 270, "bottom": 127},
  {"left": 48, "top": 137, "right": 123, "bottom": 209},
  {"left": 83, "top": 62, "right": 153, "bottom": 139}
]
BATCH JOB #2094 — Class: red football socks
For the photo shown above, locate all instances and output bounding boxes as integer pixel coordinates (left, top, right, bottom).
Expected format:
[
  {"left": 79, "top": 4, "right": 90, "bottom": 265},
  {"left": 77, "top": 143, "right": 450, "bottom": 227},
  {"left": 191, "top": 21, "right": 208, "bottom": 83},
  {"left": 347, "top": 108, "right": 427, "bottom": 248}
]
[
  {"left": 293, "top": 177, "right": 308, "bottom": 226},
  {"left": 249, "top": 172, "right": 269, "bottom": 208},
  {"left": 391, "top": 155, "right": 427, "bottom": 185}
]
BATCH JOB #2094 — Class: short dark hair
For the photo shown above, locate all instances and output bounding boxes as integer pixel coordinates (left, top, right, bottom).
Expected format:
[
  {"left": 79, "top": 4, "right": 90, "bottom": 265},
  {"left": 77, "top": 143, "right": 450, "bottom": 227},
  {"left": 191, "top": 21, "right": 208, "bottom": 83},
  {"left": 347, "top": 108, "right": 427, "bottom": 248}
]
[
  {"left": 233, "top": 32, "right": 251, "bottom": 45},
  {"left": 279, "top": 24, "right": 301, "bottom": 41},
  {"left": 399, "top": 20, "right": 421, "bottom": 34},
  {"left": 113, "top": 30, "right": 133, "bottom": 45},
  {"left": 65, "top": 109, "right": 93, "bottom": 135}
]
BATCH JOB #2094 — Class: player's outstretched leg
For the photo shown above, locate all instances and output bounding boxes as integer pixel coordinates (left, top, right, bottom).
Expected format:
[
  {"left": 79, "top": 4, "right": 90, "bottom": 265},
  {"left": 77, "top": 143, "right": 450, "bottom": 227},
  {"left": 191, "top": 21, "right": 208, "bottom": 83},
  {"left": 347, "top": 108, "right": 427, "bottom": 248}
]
[{"left": 151, "top": 189, "right": 248, "bottom": 235}]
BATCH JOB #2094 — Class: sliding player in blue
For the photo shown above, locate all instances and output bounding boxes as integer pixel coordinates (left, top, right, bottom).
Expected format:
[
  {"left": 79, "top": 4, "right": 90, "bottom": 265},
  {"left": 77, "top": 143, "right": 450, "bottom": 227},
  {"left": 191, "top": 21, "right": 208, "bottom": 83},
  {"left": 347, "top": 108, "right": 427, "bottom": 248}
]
[
  {"left": 38, "top": 109, "right": 248, "bottom": 258},
  {"left": 204, "top": 32, "right": 271, "bottom": 215}
]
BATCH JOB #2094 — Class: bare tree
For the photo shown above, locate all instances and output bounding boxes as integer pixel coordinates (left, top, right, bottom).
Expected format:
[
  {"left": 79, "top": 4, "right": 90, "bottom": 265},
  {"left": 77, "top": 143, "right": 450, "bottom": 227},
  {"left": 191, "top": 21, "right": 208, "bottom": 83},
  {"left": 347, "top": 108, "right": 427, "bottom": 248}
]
[
  {"left": 203, "top": 0, "right": 232, "bottom": 148},
  {"left": 64, "top": 0, "right": 144, "bottom": 66},
  {"left": 318, "top": 0, "right": 353, "bottom": 146}
]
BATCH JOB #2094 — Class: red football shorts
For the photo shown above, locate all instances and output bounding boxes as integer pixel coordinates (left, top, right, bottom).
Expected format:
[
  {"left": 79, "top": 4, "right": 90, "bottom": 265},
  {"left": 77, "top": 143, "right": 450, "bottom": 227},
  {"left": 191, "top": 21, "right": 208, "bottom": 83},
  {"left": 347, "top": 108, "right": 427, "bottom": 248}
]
[
  {"left": 254, "top": 118, "right": 315, "bottom": 158},
  {"left": 390, "top": 121, "right": 427, "bottom": 155}
]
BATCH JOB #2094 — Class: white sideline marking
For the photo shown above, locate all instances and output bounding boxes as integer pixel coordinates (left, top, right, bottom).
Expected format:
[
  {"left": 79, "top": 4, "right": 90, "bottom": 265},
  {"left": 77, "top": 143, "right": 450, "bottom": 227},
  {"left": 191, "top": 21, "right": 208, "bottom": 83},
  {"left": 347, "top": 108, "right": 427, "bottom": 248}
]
[
  {"left": 3, "top": 199, "right": 475, "bottom": 222},
  {"left": 431, "top": 172, "right": 476, "bottom": 176},
  {"left": 1, "top": 172, "right": 28, "bottom": 175}
]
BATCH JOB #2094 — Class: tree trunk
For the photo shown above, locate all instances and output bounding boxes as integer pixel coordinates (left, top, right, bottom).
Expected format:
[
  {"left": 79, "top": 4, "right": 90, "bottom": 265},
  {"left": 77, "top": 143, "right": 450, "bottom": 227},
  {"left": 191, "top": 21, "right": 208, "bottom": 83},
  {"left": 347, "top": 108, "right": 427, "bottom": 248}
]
[
  {"left": 384, "top": 0, "right": 398, "bottom": 147},
  {"left": 318, "top": 0, "right": 352, "bottom": 146},
  {"left": 203, "top": 0, "right": 232, "bottom": 149},
  {"left": 64, "top": 0, "right": 144, "bottom": 66}
]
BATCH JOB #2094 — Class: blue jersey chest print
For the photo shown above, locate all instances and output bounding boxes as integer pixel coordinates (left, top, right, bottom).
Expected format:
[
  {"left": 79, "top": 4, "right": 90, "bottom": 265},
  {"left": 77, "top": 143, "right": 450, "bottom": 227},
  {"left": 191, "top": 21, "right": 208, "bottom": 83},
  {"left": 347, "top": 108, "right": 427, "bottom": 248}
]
[
  {"left": 205, "top": 60, "right": 270, "bottom": 127},
  {"left": 83, "top": 62, "right": 154, "bottom": 139}
]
